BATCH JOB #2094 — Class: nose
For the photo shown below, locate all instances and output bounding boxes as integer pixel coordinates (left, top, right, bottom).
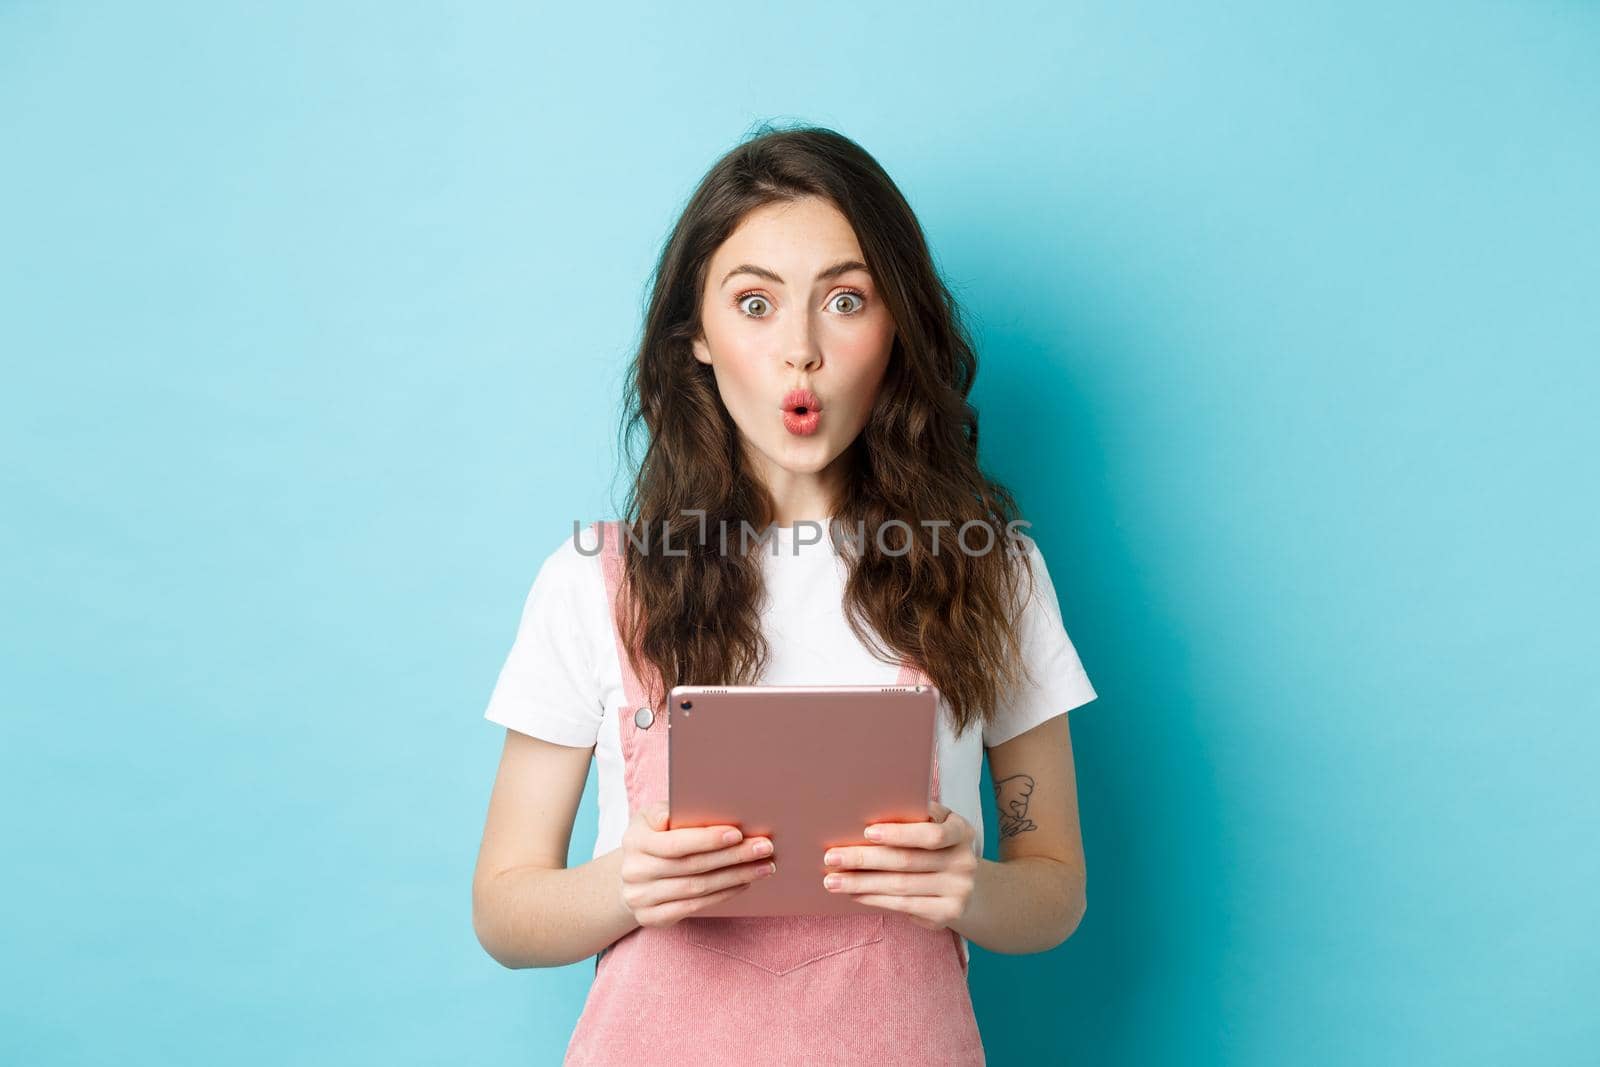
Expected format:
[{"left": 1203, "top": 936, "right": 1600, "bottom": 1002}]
[{"left": 783, "top": 332, "right": 822, "bottom": 373}]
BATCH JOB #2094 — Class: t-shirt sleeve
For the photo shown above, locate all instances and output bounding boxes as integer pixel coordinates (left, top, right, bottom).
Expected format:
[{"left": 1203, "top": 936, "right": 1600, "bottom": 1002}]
[
  {"left": 982, "top": 537, "right": 1098, "bottom": 749},
  {"left": 482, "top": 532, "right": 607, "bottom": 747}
]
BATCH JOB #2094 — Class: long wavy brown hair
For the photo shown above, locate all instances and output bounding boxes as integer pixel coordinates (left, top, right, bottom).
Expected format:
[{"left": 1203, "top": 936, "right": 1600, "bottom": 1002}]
[{"left": 609, "top": 122, "right": 1043, "bottom": 738}]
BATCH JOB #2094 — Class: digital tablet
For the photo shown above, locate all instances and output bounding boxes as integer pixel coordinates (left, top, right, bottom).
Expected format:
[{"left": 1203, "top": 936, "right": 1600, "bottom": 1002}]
[{"left": 666, "top": 683, "right": 939, "bottom": 917}]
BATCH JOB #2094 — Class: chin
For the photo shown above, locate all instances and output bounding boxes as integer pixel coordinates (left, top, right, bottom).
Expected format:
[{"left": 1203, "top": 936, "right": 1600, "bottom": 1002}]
[{"left": 767, "top": 437, "right": 839, "bottom": 474}]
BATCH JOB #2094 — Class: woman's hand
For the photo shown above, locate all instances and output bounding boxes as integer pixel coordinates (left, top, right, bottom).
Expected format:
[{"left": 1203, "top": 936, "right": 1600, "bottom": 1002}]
[
  {"left": 618, "top": 801, "right": 776, "bottom": 928},
  {"left": 820, "top": 801, "right": 978, "bottom": 931}
]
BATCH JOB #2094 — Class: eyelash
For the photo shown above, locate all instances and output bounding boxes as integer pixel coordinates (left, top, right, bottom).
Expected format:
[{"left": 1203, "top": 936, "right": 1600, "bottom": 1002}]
[{"left": 734, "top": 287, "right": 868, "bottom": 318}]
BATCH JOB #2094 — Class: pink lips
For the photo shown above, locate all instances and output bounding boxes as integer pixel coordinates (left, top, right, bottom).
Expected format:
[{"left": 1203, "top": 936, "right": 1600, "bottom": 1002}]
[{"left": 781, "top": 387, "right": 823, "bottom": 436}]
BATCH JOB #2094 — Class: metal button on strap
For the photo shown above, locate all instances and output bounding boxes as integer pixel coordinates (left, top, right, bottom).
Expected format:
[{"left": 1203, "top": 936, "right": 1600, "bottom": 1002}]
[{"left": 633, "top": 705, "right": 654, "bottom": 729}]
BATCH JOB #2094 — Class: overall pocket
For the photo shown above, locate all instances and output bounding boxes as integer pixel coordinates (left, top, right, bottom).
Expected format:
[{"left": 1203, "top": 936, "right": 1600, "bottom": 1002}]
[{"left": 682, "top": 913, "right": 886, "bottom": 976}]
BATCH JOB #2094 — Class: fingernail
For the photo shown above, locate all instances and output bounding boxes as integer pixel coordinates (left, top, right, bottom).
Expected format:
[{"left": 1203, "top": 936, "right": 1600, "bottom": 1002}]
[
  {"left": 824, "top": 874, "right": 842, "bottom": 890},
  {"left": 864, "top": 827, "right": 883, "bottom": 841},
  {"left": 824, "top": 851, "right": 841, "bottom": 866},
  {"left": 722, "top": 829, "right": 741, "bottom": 844},
  {"left": 752, "top": 839, "right": 772, "bottom": 857},
  {"left": 762, "top": 861, "right": 776, "bottom": 876}
]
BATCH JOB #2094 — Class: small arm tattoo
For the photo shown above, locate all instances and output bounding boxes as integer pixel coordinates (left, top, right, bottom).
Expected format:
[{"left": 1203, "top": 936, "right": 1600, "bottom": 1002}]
[{"left": 993, "top": 773, "right": 1037, "bottom": 838}]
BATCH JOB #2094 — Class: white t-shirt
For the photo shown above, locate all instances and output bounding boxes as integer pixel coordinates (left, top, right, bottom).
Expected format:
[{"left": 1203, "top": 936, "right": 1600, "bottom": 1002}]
[{"left": 482, "top": 522, "right": 1098, "bottom": 966}]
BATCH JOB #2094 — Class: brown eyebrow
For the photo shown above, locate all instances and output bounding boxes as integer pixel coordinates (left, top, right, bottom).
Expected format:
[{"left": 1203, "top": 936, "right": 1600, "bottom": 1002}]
[{"left": 720, "top": 259, "right": 870, "bottom": 288}]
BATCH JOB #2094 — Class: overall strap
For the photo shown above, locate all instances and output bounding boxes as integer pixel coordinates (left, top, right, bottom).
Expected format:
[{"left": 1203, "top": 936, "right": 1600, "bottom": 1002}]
[
  {"left": 895, "top": 660, "right": 942, "bottom": 804},
  {"left": 594, "top": 520, "right": 664, "bottom": 717}
]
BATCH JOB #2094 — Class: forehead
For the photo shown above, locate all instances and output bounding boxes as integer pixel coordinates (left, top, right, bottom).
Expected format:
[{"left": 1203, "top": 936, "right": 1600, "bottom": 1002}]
[{"left": 710, "top": 196, "right": 865, "bottom": 273}]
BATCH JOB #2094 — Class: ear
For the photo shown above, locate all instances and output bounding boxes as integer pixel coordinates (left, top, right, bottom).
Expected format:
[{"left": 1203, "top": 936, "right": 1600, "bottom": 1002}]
[{"left": 691, "top": 332, "right": 713, "bottom": 366}]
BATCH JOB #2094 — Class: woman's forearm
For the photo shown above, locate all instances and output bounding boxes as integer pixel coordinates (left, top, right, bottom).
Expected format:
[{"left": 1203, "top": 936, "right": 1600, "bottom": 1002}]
[
  {"left": 951, "top": 856, "right": 1086, "bottom": 955},
  {"left": 475, "top": 848, "right": 1082, "bottom": 966},
  {"left": 474, "top": 847, "right": 639, "bottom": 969}
]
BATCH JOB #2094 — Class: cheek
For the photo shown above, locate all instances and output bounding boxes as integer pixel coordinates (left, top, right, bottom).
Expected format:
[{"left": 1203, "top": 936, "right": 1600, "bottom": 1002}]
[
  {"left": 830, "top": 321, "right": 895, "bottom": 395},
  {"left": 829, "top": 306, "right": 894, "bottom": 356},
  {"left": 703, "top": 328, "right": 768, "bottom": 410}
]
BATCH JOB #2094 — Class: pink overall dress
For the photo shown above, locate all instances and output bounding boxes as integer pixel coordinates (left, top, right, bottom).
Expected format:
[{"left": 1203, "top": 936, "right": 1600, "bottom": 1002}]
[{"left": 563, "top": 520, "right": 985, "bottom": 1065}]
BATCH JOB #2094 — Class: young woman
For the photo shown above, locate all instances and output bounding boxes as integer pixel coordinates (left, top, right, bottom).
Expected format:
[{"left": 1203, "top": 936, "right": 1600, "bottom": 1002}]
[{"left": 472, "top": 125, "right": 1098, "bottom": 1064}]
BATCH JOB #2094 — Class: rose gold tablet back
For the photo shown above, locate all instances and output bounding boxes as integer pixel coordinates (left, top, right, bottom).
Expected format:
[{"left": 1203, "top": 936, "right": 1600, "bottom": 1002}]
[{"left": 666, "top": 683, "right": 938, "bottom": 917}]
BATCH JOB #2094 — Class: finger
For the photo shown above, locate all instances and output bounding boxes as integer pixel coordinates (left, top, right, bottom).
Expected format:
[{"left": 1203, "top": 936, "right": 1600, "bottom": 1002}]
[
  {"left": 823, "top": 844, "right": 943, "bottom": 872},
  {"left": 641, "top": 802, "right": 743, "bottom": 848},
  {"left": 643, "top": 822, "right": 746, "bottom": 859},
  {"left": 641, "top": 856, "right": 776, "bottom": 907},
  {"left": 646, "top": 836, "right": 774, "bottom": 878},
  {"left": 640, "top": 881, "right": 753, "bottom": 927},
  {"left": 823, "top": 869, "right": 944, "bottom": 897},
  {"left": 864, "top": 818, "right": 958, "bottom": 850},
  {"left": 929, "top": 801, "right": 952, "bottom": 821}
]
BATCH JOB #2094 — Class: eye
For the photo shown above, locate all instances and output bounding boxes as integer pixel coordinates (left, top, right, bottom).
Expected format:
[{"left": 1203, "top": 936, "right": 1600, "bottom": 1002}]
[
  {"left": 830, "top": 289, "right": 867, "bottom": 315},
  {"left": 736, "top": 292, "right": 772, "bottom": 318}
]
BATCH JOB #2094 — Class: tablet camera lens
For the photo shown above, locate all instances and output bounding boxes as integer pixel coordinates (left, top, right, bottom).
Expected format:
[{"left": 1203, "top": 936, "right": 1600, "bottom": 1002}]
[{"left": 681, "top": 700, "right": 693, "bottom": 711}]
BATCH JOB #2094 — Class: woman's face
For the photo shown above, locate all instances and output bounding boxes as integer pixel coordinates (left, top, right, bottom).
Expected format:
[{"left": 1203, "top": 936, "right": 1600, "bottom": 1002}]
[{"left": 692, "top": 196, "right": 897, "bottom": 510}]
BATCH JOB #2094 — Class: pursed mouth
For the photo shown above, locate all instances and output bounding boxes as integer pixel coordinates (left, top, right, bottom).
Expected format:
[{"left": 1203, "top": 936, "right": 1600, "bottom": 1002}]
[{"left": 781, "top": 388, "right": 823, "bottom": 415}]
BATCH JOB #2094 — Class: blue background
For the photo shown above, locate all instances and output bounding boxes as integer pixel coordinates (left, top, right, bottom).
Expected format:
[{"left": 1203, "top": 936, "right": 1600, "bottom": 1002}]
[{"left": 4, "top": 3, "right": 1596, "bottom": 1064}]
